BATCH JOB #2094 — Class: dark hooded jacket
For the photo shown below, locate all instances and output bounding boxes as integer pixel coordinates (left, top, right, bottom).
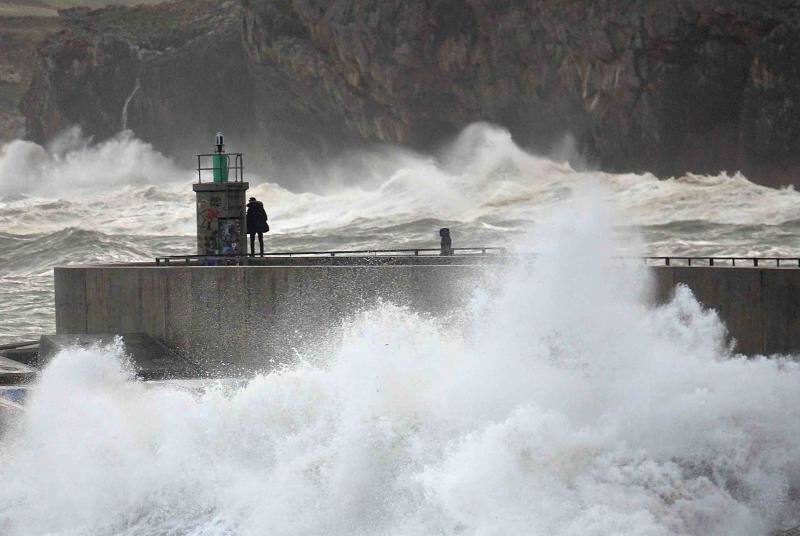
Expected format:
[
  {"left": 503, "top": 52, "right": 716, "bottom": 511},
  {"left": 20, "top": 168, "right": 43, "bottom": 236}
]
[
  {"left": 246, "top": 200, "right": 269, "bottom": 234},
  {"left": 439, "top": 228, "right": 452, "bottom": 255}
]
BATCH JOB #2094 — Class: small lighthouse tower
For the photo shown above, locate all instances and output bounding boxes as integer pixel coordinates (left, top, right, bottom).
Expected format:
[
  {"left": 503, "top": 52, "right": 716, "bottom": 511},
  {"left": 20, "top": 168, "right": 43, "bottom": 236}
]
[{"left": 193, "top": 133, "right": 249, "bottom": 256}]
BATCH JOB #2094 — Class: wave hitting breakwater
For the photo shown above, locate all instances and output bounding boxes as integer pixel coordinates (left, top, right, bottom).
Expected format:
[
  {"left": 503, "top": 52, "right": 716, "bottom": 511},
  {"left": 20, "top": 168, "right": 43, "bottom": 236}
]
[{"left": 0, "top": 196, "right": 798, "bottom": 535}]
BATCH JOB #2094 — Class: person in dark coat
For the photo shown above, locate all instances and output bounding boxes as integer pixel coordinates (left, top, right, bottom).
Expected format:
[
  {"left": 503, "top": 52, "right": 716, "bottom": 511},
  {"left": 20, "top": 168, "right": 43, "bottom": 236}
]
[
  {"left": 440, "top": 228, "right": 453, "bottom": 256},
  {"left": 246, "top": 197, "right": 269, "bottom": 257}
]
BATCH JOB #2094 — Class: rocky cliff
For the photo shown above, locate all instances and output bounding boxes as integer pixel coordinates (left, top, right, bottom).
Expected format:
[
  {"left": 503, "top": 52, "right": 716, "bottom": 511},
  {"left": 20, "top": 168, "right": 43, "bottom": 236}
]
[
  {"left": 0, "top": 14, "right": 61, "bottom": 141},
  {"left": 0, "top": 2, "right": 172, "bottom": 143},
  {"left": 22, "top": 0, "right": 257, "bottom": 167},
  {"left": 21, "top": 0, "right": 800, "bottom": 187}
]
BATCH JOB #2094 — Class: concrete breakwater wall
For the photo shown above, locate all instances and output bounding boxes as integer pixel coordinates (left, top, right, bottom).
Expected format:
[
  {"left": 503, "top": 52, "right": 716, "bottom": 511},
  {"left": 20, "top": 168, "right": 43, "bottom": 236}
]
[
  {"left": 54, "top": 262, "right": 800, "bottom": 371},
  {"left": 650, "top": 266, "right": 800, "bottom": 356},
  {"left": 54, "top": 261, "right": 498, "bottom": 372}
]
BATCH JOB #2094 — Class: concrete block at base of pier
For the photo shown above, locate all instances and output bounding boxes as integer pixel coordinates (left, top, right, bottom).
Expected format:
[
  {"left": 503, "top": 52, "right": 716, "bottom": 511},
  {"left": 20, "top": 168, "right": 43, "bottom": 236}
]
[
  {"left": 0, "top": 356, "right": 36, "bottom": 385},
  {"left": 0, "top": 347, "right": 39, "bottom": 367},
  {"left": 38, "top": 334, "right": 199, "bottom": 380}
]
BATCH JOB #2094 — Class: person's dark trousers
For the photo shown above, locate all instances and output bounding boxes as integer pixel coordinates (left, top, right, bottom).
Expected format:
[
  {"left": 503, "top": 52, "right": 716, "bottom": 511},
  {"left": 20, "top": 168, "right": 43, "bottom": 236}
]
[{"left": 249, "top": 232, "right": 264, "bottom": 257}]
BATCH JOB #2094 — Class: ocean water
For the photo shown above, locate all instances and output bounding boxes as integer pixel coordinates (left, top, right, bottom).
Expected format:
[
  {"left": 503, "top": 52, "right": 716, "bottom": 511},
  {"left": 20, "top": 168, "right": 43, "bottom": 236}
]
[
  {"left": 0, "top": 188, "right": 798, "bottom": 535},
  {"left": 0, "top": 124, "right": 799, "bottom": 534},
  {"left": 2, "top": 123, "right": 800, "bottom": 343}
]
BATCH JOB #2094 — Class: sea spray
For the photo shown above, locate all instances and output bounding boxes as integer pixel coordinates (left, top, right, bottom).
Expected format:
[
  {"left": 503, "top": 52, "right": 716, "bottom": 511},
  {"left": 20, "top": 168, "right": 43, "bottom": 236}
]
[
  {"left": 0, "top": 194, "right": 798, "bottom": 535},
  {"left": 4, "top": 124, "right": 800, "bottom": 239},
  {"left": 0, "top": 127, "right": 185, "bottom": 197},
  {"left": 8, "top": 123, "right": 800, "bottom": 342}
]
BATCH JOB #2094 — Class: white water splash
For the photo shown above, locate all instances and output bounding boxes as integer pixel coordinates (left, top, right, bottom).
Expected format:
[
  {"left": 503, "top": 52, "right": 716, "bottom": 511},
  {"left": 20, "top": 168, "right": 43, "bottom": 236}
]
[
  {"left": 2, "top": 123, "right": 800, "bottom": 237},
  {"left": 0, "top": 127, "right": 185, "bottom": 197},
  {"left": 0, "top": 194, "right": 798, "bottom": 535},
  {"left": 3, "top": 123, "right": 800, "bottom": 342}
]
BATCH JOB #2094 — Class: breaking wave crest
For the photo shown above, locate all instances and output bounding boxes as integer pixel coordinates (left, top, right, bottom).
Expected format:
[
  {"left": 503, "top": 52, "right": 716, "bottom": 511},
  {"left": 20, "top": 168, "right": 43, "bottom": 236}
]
[
  {"left": 0, "top": 127, "right": 185, "bottom": 196},
  {"left": 2, "top": 123, "right": 800, "bottom": 248},
  {"left": 3, "top": 122, "right": 800, "bottom": 341},
  {"left": 0, "top": 195, "right": 798, "bottom": 535}
]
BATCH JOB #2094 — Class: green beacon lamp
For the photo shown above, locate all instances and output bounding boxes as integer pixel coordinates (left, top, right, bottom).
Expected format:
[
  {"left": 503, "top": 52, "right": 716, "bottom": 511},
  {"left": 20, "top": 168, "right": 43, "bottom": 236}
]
[{"left": 212, "top": 132, "right": 229, "bottom": 183}]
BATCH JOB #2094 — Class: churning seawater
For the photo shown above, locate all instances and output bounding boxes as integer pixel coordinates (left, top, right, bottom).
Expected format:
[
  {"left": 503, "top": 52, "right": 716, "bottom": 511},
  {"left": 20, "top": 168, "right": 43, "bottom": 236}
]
[
  {"left": 0, "top": 124, "right": 800, "bottom": 342},
  {"left": 0, "top": 123, "right": 798, "bottom": 534},
  {"left": 3, "top": 123, "right": 800, "bottom": 343}
]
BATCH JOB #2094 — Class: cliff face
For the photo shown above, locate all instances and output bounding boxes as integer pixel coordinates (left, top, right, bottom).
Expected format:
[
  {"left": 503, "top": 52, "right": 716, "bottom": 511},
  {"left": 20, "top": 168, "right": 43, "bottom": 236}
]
[
  {"left": 0, "top": 14, "right": 62, "bottom": 141},
  {"left": 241, "top": 0, "right": 800, "bottom": 186},
  {"left": 23, "top": 0, "right": 257, "bottom": 166},
  {"left": 22, "top": 0, "right": 800, "bottom": 187}
]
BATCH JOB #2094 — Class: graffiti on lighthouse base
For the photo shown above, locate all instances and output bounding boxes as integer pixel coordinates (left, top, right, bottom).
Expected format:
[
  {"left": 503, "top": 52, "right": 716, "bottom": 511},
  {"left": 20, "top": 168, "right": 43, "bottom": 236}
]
[{"left": 220, "top": 220, "right": 241, "bottom": 254}]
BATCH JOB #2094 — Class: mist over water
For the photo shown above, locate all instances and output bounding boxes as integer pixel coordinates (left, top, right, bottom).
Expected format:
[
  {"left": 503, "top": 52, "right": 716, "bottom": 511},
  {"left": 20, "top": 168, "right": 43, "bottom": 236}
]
[
  {"left": 4, "top": 123, "right": 800, "bottom": 341},
  {"left": 0, "top": 193, "right": 798, "bottom": 535},
  {"left": 0, "top": 124, "right": 799, "bottom": 533},
  {"left": 3, "top": 123, "right": 800, "bottom": 341}
]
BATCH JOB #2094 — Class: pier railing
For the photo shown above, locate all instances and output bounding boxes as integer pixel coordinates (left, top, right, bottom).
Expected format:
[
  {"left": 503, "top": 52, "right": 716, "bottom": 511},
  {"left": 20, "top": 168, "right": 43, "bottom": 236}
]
[
  {"left": 155, "top": 247, "right": 507, "bottom": 266},
  {"left": 642, "top": 256, "right": 800, "bottom": 267},
  {"left": 196, "top": 152, "right": 244, "bottom": 183},
  {"left": 154, "top": 251, "right": 800, "bottom": 268}
]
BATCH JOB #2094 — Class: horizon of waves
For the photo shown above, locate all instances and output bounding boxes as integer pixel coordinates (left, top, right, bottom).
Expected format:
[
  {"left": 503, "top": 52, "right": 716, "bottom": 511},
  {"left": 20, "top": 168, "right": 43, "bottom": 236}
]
[
  {"left": 3, "top": 122, "right": 800, "bottom": 339},
  {"left": 0, "top": 194, "right": 798, "bottom": 535},
  {"left": 2, "top": 124, "right": 800, "bottom": 243}
]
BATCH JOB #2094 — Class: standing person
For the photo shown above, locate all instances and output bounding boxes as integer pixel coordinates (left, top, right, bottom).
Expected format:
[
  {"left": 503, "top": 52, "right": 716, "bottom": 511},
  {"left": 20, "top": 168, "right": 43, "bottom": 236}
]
[
  {"left": 439, "top": 228, "right": 453, "bottom": 256},
  {"left": 246, "top": 197, "right": 269, "bottom": 257}
]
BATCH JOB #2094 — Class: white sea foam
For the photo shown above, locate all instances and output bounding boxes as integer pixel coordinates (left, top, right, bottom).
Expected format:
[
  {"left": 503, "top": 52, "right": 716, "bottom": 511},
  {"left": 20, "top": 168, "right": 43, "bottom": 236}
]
[
  {"left": 0, "top": 127, "right": 184, "bottom": 195},
  {"left": 0, "top": 194, "right": 798, "bottom": 535},
  {"left": 2, "top": 123, "right": 800, "bottom": 237},
  {"left": 3, "top": 123, "right": 800, "bottom": 342}
]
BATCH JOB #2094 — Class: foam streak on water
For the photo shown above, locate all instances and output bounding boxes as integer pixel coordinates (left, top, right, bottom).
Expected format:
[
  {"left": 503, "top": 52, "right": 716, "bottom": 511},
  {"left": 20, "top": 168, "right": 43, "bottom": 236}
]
[{"left": 0, "top": 193, "right": 798, "bottom": 535}]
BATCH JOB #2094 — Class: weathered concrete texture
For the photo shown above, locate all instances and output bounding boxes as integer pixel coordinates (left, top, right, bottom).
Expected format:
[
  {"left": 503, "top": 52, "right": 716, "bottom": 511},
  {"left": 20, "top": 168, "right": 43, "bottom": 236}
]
[
  {"left": 54, "top": 264, "right": 497, "bottom": 373},
  {"left": 54, "top": 263, "right": 800, "bottom": 372},
  {"left": 54, "top": 266, "right": 87, "bottom": 334},
  {"left": 39, "top": 333, "right": 199, "bottom": 380},
  {"left": 0, "top": 344, "right": 39, "bottom": 367},
  {"left": 193, "top": 182, "right": 249, "bottom": 257},
  {"left": 0, "top": 356, "right": 36, "bottom": 385},
  {"left": 650, "top": 266, "right": 800, "bottom": 356}
]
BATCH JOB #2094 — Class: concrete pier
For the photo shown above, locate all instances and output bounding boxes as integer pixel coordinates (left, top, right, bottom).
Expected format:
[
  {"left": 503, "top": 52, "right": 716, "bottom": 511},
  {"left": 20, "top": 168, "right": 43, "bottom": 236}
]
[
  {"left": 54, "top": 259, "right": 498, "bottom": 372},
  {"left": 650, "top": 266, "right": 800, "bottom": 356},
  {"left": 53, "top": 261, "right": 800, "bottom": 371}
]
